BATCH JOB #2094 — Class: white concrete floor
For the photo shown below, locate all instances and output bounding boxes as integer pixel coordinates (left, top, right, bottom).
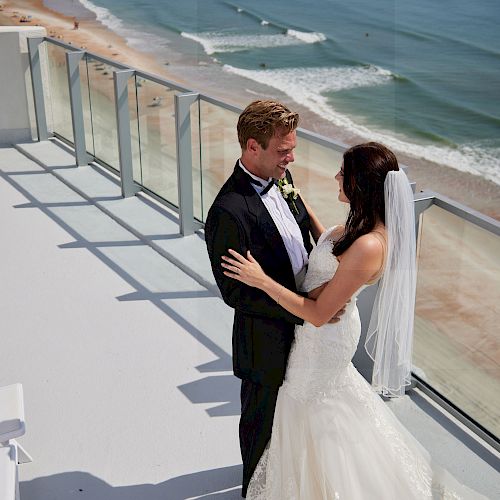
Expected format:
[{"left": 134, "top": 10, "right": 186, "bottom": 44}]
[
  {"left": 0, "top": 140, "right": 498, "bottom": 499},
  {"left": 0, "top": 144, "right": 241, "bottom": 499}
]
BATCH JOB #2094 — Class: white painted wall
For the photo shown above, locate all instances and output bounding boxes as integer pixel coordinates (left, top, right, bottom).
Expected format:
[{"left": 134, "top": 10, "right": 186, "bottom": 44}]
[{"left": 0, "top": 26, "right": 46, "bottom": 145}]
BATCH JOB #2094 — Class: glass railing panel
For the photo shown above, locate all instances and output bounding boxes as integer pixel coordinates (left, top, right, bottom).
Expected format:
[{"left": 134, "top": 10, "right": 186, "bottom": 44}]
[
  {"left": 86, "top": 57, "right": 120, "bottom": 170},
  {"left": 45, "top": 42, "right": 73, "bottom": 142},
  {"left": 199, "top": 100, "right": 240, "bottom": 221},
  {"left": 136, "top": 78, "right": 179, "bottom": 206},
  {"left": 414, "top": 204, "right": 500, "bottom": 438},
  {"left": 293, "top": 136, "right": 348, "bottom": 229}
]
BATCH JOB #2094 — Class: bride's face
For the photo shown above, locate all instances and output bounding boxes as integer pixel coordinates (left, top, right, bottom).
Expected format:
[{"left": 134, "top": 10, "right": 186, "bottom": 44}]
[{"left": 335, "top": 164, "right": 349, "bottom": 203}]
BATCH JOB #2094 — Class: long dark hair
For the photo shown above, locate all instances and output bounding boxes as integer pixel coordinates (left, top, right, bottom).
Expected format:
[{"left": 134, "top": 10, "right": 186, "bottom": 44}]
[{"left": 333, "top": 142, "right": 399, "bottom": 256}]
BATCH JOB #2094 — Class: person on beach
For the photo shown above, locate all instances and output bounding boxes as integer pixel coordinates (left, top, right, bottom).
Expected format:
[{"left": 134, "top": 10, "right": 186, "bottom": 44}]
[
  {"left": 221, "top": 142, "right": 488, "bottom": 499},
  {"left": 205, "top": 100, "right": 345, "bottom": 497}
]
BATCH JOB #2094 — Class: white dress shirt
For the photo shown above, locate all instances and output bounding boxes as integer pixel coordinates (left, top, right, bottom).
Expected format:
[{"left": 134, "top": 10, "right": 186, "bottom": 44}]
[{"left": 239, "top": 161, "right": 309, "bottom": 279}]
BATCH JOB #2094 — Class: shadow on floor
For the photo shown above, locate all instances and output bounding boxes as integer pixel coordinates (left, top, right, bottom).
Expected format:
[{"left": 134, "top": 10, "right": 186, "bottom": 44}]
[
  {"left": 178, "top": 374, "right": 240, "bottom": 417},
  {"left": 21, "top": 465, "right": 243, "bottom": 500},
  {"left": 1, "top": 156, "right": 237, "bottom": 417}
]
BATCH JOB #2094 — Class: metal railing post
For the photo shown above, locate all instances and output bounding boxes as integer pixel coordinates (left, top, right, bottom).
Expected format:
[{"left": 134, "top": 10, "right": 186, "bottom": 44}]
[
  {"left": 414, "top": 193, "right": 435, "bottom": 219},
  {"left": 113, "top": 69, "right": 137, "bottom": 198},
  {"left": 65, "top": 51, "right": 88, "bottom": 166},
  {"left": 175, "top": 92, "right": 199, "bottom": 236},
  {"left": 413, "top": 192, "right": 435, "bottom": 239},
  {"left": 27, "top": 37, "right": 48, "bottom": 141}
]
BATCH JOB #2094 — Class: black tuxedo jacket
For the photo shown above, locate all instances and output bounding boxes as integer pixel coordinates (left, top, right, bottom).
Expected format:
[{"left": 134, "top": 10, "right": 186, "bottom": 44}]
[{"left": 205, "top": 162, "right": 313, "bottom": 387}]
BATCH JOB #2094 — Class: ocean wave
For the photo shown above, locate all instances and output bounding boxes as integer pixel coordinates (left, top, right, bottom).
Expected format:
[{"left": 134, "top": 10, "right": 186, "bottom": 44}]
[
  {"left": 287, "top": 29, "right": 327, "bottom": 44},
  {"left": 181, "top": 29, "right": 326, "bottom": 55},
  {"left": 223, "top": 64, "right": 500, "bottom": 184},
  {"left": 78, "top": 0, "right": 124, "bottom": 32},
  {"left": 225, "top": 2, "right": 285, "bottom": 31},
  {"left": 400, "top": 23, "right": 500, "bottom": 60},
  {"left": 78, "top": 0, "right": 169, "bottom": 53},
  {"left": 224, "top": 64, "right": 393, "bottom": 93}
]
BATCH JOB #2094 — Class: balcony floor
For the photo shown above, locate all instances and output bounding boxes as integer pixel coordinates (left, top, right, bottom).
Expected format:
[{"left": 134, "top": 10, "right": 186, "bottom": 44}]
[{"left": 0, "top": 140, "right": 498, "bottom": 499}]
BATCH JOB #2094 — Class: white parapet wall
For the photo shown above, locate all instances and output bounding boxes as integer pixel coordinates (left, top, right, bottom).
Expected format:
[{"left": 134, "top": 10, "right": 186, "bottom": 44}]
[{"left": 0, "top": 26, "right": 47, "bottom": 145}]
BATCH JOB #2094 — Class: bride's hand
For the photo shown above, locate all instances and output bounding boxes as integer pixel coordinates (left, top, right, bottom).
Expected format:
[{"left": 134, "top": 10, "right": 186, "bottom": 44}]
[{"left": 222, "top": 249, "right": 267, "bottom": 288}]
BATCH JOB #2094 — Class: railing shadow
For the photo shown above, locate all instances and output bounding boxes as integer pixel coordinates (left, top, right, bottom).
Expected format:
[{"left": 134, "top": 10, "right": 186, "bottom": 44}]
[{"left": 0, "top": 158, "right": 238, "bottom": 417}]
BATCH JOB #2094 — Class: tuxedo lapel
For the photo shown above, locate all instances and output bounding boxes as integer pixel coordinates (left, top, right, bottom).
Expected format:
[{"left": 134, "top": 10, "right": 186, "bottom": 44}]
[
  {"left": 232, "top": 164, "right": 295, "bottom": 284},
  {"left": 284, "top": 170, "right": 304, "bottom": 227},
  {"left": 283, "top": 170, "right": 313, "bottom": 255}
]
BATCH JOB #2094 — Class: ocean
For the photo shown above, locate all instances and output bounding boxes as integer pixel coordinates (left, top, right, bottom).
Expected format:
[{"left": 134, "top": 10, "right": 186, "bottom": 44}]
[{"left": 46, "top": 0, "right": 500, "bottom": 184}]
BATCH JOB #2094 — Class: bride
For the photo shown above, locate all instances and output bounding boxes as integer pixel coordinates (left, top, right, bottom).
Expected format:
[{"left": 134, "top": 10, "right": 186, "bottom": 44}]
[{"left": 221, "top": 142, "right": 487, "bottom": 499}]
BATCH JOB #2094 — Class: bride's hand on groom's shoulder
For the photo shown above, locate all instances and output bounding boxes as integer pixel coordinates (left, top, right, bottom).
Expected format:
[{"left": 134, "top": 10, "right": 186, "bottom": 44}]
[{"left": 221, "top": 249, "right": 267, "bottom": 289}]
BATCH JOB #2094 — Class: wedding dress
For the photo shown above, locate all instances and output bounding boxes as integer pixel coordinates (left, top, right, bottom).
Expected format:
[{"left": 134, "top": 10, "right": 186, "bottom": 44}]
[{"left": 247, "top": 227, "right": 488, "bottom": 500}]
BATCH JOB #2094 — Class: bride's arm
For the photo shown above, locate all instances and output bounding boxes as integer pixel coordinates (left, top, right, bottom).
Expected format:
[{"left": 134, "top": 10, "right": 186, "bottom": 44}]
[
  {"left": 300, "top": 195, "right": 324, "bottom": 243},
  {"left": 222, "top": 235, "right": 383, "bottom": 327}
]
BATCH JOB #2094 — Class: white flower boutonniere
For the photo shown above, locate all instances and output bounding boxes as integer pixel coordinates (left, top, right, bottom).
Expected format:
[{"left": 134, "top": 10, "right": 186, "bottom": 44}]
[{"left": 277, "top": 178, "right": 300, "bottom": 215}]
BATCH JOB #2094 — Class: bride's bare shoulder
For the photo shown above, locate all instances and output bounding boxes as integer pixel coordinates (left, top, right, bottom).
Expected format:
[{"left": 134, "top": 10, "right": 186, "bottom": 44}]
[{"left": 345, "top": 231, "right": 385, "bottom": 262}]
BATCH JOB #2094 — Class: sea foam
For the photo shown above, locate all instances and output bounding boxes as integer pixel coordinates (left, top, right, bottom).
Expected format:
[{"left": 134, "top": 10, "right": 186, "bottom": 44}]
[
  {"left": 224, "top": 64, "right": 393, "bottom": 94},
  {"left": 287, "top": 29, "right": 327, "bottom": 43},
  {"left": 78, "top": 0, "right": 124, "bottom": 32},
  {"left": 224, "top": 64, "right": 500, "bottom": 184},
  {"left": 181, "top": 29, "right": 326, "bottom": 55}
]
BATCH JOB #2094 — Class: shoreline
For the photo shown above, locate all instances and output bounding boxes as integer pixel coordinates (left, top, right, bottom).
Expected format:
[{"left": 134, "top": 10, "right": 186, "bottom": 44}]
[{"left": 1, "top": 0, "right": 499, "bottom": 219}]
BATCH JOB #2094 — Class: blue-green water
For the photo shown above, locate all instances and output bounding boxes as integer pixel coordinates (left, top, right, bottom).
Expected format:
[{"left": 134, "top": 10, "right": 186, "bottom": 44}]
[{"left": 71, "top": 0, "right": 500, "bottom": 183}]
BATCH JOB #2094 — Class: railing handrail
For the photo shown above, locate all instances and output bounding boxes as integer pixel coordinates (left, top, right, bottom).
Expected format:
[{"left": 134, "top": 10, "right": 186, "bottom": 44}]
[
  {"left": 41, "top": 36, "right": 500, "bottom": 235},
  {"left": 415, "top": 190, "right": 500, "bottom": 235}
]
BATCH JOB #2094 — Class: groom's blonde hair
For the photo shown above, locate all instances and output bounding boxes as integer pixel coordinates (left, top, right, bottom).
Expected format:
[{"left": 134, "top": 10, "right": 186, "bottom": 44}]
[{"left": 237, "top": 100, "right": 299, "bottom": 150}]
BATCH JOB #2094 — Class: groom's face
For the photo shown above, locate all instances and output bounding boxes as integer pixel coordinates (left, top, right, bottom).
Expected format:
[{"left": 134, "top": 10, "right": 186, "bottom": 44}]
[{"left": 254, "top": 129, "right": 296, "bottom": 180}]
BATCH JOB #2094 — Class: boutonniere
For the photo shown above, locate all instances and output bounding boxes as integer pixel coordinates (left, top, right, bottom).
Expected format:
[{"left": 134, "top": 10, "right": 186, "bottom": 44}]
[{"left": 277, "top": 178, "right": 300, "bottom": 215}]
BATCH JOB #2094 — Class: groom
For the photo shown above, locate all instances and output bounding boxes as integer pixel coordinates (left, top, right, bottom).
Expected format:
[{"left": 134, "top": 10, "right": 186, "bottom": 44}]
[{"left": 205, "top": 100, "right": 313, "bottom": 497}]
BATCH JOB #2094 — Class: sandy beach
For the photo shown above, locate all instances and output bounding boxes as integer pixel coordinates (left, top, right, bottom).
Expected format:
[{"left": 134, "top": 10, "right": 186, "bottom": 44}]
[
  {"left": 0, "top": 0, "right": 188, "bottom": 85},
  {"left": 1, "top": 0, "right": 499, "bottom": 220}
]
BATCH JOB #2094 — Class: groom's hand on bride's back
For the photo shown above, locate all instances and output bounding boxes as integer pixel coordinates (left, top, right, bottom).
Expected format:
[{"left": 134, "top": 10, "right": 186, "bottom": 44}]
[
  {"left": 307, "top": 283, "right": 349, "bottom": 323},
  {"left": 328, "top": 305, "right": 346, "bottom": 323}
]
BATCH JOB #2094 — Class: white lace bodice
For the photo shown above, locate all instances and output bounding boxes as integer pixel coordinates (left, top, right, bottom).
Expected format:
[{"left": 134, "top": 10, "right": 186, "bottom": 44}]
[
  {"left": 300, "top": 226, "right": 341, "bottom": 293},
  {"left": 282, "top": 227, "right": 368, "bottom": 403},
  {"left": 300, "top": 226, "right": 368, "bottom": 299}
]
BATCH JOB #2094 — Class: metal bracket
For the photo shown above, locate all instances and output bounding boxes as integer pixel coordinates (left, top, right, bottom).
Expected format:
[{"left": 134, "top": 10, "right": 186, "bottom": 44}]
[
  {"left": 66, "top": 51, "right": 88, "bottom": 166},
  {"left": 113, "top": 69, "right": 139, "bottom": 198},
  {"left": 175, "top": 92, "right": 199, "bottom": 236},
  {"left": 27, "top": 37, "right": 48, "bottom": 141}
]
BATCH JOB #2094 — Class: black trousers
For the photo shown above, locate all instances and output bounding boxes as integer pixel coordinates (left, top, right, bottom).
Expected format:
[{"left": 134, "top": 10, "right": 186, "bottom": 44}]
[{"left": 239, "top": 378, "right": 280, "bottom": 498}]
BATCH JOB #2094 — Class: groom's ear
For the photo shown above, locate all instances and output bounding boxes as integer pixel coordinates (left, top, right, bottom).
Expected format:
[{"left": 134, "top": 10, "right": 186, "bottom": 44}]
[{"left": 247, "top": 138, "right": 260, "bottom": 154}]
